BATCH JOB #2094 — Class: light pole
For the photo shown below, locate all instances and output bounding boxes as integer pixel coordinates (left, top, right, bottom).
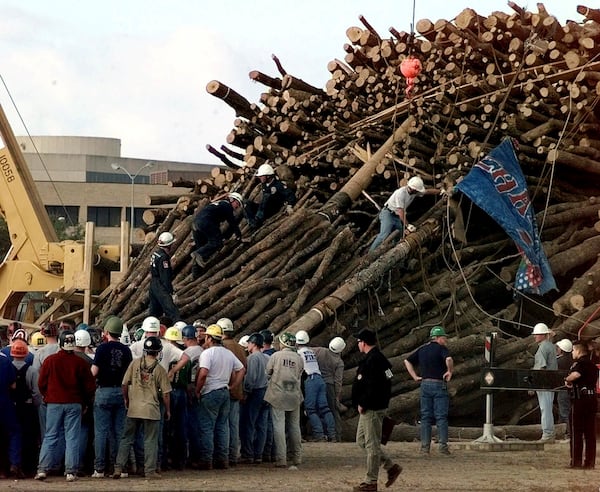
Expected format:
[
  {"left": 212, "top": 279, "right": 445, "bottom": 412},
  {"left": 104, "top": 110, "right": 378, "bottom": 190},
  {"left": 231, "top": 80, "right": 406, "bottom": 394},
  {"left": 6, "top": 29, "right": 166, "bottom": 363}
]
[{"left": 111, "top": 161, "right": 154, "bottom": 243}]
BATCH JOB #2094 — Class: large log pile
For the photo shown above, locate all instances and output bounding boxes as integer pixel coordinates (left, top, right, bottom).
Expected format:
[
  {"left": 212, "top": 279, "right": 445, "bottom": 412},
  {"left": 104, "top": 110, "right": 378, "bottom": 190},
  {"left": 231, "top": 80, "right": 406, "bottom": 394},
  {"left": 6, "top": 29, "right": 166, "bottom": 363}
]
[{"left": 99, "top": 4, "right": 600, "bottom": 428}]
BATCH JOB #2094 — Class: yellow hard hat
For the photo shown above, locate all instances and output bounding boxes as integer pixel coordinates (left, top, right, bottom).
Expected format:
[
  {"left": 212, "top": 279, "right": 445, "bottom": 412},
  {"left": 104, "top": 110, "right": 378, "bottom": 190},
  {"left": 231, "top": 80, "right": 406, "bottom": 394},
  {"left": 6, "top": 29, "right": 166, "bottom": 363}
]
[
  {"left": 164, "top": 326, "right": 182, "bottom": 342},
  {"left": 206, "top": 323, "right": 223, "bottom": 340}
]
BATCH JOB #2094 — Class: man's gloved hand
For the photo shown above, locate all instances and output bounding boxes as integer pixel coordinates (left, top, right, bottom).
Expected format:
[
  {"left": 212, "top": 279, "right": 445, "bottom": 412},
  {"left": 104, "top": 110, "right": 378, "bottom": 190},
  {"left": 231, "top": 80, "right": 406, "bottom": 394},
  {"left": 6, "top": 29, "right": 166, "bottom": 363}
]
[
  {"left": 240, "top": 237, "right": 251, "bottom": 244},
  {"left": 286, "top": 204, "right": 294, "bottom": 215},
  {"left": 172, "top": 294, "right": 178, "bottom": 303},
  {"left": 406, "top": 224, "right": 417, "bottom": 233}
]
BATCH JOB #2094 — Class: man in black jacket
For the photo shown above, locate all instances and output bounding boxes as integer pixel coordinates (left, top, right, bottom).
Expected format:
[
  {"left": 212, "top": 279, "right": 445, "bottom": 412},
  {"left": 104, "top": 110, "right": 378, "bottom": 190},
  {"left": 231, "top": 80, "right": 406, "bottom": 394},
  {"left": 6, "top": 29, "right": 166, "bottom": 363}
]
[
  {"left": 149, "top": 231, "right": 179, "bottom": 321},
  {"left": 351, "top": 329, "right": 402, "bottom": 492},
  {"left": 245, "top": 164, "right": 296, "bottom": 229}
]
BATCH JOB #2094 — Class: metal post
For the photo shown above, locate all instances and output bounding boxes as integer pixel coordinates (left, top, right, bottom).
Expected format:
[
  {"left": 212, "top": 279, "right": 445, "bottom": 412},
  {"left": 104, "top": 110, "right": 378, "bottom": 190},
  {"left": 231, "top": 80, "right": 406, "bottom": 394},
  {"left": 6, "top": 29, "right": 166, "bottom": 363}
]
[
  {"left": 475, "top": 331, "right": 503, "bottom": 443},
  {"left": 111, "top": 161, "right": 154, "bottom": 244}
]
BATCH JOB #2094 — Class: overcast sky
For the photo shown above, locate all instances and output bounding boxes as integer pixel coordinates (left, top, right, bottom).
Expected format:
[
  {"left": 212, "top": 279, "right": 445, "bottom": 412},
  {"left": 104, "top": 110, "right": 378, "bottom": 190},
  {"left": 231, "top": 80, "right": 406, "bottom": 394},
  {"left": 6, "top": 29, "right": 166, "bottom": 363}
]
[{"left": 0, "top": 1, "right": 581, "bottom": 166}]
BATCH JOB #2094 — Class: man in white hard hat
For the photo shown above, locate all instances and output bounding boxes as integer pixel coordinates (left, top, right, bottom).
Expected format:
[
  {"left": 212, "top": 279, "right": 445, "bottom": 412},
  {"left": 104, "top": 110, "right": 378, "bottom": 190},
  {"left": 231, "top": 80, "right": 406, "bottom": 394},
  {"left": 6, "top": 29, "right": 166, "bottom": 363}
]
[
  {"left": 531, "top": 322, "right": 557, "bottom": 442},
  {"left": 149, "top": 231, "right": 179, "bottom": 321},
  {"left": 245, "top": 163, "right": 296, "bottom": 230},
  {"left": 369, "top": 176, "right": 442, "bottom": 253},
  {"left": 555, "top": 338, "right": 573, "bottom": 439},
  {"left": 190, "top": 193, "right": 247, "bottom": 275}
]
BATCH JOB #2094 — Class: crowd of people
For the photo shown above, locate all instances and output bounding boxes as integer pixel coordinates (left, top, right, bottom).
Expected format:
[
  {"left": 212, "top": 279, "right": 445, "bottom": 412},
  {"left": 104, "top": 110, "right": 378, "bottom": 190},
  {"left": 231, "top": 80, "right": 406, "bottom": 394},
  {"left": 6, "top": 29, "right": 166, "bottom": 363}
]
[{"left": 0, "top": 316, "right": 348, "bottom": 483}]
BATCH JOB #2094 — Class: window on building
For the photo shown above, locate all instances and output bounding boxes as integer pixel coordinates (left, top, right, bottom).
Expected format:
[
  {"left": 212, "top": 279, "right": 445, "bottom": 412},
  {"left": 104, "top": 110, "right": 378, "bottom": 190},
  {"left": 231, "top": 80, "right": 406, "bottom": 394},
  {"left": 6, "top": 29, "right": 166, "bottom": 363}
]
[
  {"left": 45, "top": 205, "right": 80, "bottom": 225},
  {"left": 87, "top": 206, "right": 122, "bottom": 227}
]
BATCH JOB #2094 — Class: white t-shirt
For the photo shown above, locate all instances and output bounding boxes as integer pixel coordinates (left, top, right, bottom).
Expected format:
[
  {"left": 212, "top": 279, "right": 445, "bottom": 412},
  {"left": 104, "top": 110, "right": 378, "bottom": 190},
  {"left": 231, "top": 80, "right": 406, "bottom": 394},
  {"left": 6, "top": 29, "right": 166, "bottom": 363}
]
[
  {"left": 199, "top": 345, "right": 243, "bottom": 395},
  {"left": 298, "top": 346, "right": 321, "bottom": 376},
  {"left": 184, "top": 344, "right": 204, "bottom": 383},
  {"left": 129, "top": 337, "right": 183, "bottom": 370},
  {"left": 385, "top": 186, "right": 416, "bottom": 211}
]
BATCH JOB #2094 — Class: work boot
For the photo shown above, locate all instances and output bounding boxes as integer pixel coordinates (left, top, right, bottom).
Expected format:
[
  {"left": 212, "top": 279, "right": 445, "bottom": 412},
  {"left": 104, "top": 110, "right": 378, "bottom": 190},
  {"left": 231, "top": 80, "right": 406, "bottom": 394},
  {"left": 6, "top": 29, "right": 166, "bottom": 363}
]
[
  {"left": 385, "top": 463, "right": 402, "bottom": 487},
  {"left": 353, "top": 482, "right": 378, "bottom": 492}
]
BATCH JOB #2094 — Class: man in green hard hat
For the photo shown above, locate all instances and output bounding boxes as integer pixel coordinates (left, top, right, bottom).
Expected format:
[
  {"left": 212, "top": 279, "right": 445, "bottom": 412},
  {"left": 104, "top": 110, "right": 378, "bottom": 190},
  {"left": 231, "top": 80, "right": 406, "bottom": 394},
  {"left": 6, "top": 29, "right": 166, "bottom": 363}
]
[{"left": 404, "top": 326, "right": 453, "bottom": 456}]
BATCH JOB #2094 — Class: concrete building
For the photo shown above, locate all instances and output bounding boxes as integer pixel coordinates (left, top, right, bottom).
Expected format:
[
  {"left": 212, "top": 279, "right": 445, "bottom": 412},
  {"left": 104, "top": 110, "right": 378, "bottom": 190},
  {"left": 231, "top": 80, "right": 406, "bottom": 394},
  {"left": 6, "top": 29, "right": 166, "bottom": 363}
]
[{"left": 17, "top": 135, "right": 212, "bottom": 243}]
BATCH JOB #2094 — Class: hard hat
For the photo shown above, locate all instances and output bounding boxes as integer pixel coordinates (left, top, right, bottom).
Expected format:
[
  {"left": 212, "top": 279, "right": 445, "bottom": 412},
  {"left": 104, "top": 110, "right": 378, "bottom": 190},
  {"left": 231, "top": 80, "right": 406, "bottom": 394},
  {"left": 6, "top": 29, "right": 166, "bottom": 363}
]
[
  {"left": 279, "top": 332, "right": 296, "bottom": 348},
  {"left": 104, "top": 316, "right": 124, "bottom": 336},
  {"left": 532, "top": 323, "right": 550, "bottom": 335},
  {"left": 30, "top": 331, "right": 46, "bottom": 348},
  {"left": 193, "top": 319, "right": 208, "bottom": 330},
  {"left": 75, "top": 330, "right": 92, "bottom": 347},
  {"left": 239, "top": 334, "right": 250, "bottom": 348},
  {"left": 41, "top": 321, "right": 59, "bottom": 338},
  {"left": 295, "top": 330, "right": 309, "bottom": 345},
  {"left": 11, "top": 328, "right": 28, "bottom": 343},
  {"left": 228, "top": 192, "right": 244, "bottom": 207},
  {"left": 119, "top": 325, "right": 131, "bottom": 346},
  {"left": 164, "top": 326, "right": 183, "bottom": 342},
  {"left": 142, "top": 316, "right": 161, "bottom": 333},
  {"left": 329, "top": 336, "right": 346, "bottom": 354},
  {"left": 158, "top": 231, "right": 175, "bottom": 247},
  {"left": 556, "top": 339, "right": 573, "bottom": 353},
  {"left": 143, "top": 336, "right": 163, "bottom": 353},
  {"left": 173, "top": 321, "right": 187, "bottom": 333},
  {"left": 206, "top": 323, "right": 223, "bottom": 340},
  {"left": 76, "top": 323, "right": 89, "bottom": 331},
  {"left": 182, "top": 325, "right": 196, "bottom": 339},
  {"left": 10, "top": 339, "right": 29, "bottom": 358},
  {"left": 430, "top": 326, "right": 448, "bottom": 337},
  {"left": 217, "top": 317, "right": 234, "bottom": 333},
  {"left": 407, "top": 176, "right": 425, "bottom": 193},
  {"left": 260, "top": 329, "right": 273, "bottom": 344},
  {"left": 59, "top": 330, "right": 76, "bottom": 351},
  {"left": 256, "top": 163, "right": 275, "bottom": 177}
]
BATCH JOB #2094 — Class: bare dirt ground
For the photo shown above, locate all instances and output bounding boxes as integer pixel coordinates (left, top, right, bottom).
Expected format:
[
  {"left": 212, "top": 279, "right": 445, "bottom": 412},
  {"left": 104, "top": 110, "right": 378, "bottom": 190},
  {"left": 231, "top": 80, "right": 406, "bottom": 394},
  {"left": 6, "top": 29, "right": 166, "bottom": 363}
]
[{"left": 3, "top": 440, "right": 598, "bottom": 492}]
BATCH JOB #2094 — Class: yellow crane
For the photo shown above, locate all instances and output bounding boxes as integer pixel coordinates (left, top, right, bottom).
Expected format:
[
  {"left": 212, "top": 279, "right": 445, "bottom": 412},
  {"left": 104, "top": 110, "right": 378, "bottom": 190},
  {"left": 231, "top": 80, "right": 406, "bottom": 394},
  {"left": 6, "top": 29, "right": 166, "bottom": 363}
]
[{"left": 0, "top": 104, "right": 124, "bottom": 325}]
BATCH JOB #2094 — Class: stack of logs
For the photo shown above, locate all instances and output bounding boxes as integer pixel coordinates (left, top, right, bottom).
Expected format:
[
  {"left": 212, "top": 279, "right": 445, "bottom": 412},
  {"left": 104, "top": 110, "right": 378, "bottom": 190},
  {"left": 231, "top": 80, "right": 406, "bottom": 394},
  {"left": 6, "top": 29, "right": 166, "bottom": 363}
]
[{"left": 99, "top": 3, "right": 600, "bottom": 433}]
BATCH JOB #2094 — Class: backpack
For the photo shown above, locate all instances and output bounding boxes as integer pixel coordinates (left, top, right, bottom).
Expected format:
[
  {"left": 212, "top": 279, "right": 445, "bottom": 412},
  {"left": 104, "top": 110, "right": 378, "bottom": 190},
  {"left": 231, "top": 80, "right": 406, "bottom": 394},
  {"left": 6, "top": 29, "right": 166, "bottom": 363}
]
[{"left": 11, "top": 363, "right": 33, "bottom": 405}]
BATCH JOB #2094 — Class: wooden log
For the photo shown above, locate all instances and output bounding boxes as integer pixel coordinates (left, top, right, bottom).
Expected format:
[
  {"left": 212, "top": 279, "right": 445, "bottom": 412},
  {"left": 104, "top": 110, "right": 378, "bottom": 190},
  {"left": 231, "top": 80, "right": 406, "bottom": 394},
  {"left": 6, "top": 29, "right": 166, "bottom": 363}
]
[{"left": 206, "top": 80, "right": 256, "bottom": 120}]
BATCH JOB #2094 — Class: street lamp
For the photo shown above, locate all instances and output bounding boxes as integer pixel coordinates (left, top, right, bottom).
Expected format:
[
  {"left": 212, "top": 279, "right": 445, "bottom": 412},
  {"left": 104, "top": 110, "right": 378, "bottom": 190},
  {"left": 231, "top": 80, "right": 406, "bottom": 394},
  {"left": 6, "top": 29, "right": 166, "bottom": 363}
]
[{"left": 111, "top": 161, "right": 154, "bottom": 243}]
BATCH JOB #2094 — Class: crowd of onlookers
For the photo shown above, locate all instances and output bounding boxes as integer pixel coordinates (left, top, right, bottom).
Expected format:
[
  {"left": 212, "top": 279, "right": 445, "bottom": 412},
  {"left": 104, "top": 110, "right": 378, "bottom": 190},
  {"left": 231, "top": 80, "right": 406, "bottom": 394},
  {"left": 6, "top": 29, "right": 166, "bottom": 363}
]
[{"left": 0, "top": 316, "right": 346, "bottom": 481}]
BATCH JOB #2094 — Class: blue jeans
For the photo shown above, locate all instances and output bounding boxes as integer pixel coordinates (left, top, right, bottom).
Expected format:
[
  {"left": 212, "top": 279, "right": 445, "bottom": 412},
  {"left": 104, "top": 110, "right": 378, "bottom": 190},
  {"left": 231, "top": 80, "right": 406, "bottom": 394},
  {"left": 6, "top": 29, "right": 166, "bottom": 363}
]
[
  {"left": 420, "top": 380, "right": 449, "bottom": 450},
  {"left": 537, "top": 390, "right": 555, "bottom": 439},
  {"left": 38, "top": 403, "right": 82, "bottom": 474},
  {"left": 369, "top": 208, "right": 403, "bottom": 252},
  {"left": 240, "top": 387, "right": 269, "bottom": 460},
  {"left": 228, "top": 398, "right": 240, "bottom": 463},
  {"left": 187, "top": 395, "right": 202, "bottom": 463},
  {"left": 304, "top": 374, "right": 336, "bottom": 440},
  {"left": 38, "top": 401, "right": 65, "bottom": 470},
  {"left": 0, "top": 401, "right": 21, "bottom": 467},
  {"left": 93, "top": 387, "right": 127, "bottom": 473},
  {"left": 166, "top": 387, "right": 188, "bottom": 467},
  {"left": 198, "top": 388, "right": 230, "bottom": 464}
]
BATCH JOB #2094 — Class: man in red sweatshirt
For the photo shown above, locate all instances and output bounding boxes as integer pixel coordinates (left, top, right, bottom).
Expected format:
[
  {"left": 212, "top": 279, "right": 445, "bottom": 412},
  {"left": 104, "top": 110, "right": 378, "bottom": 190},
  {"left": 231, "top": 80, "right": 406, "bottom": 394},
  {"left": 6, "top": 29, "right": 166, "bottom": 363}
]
[{"left": 34, "top": 330, "right": 96, "bottom": 482}]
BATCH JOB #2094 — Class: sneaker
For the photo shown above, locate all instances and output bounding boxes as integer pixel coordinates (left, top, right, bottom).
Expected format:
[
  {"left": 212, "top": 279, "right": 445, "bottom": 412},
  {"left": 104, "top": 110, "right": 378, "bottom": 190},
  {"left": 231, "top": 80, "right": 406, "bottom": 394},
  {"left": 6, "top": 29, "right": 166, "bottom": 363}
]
[
  {"left": 288, "top": 465, "right": 298, "bottom": 470},
  {"left": 66, "top": 473, "right": 77, "bottom": 482},
  {"left": 9, "top": 465, "right": 24, "bottom": 479},
  {"left": 419, "top": 447, "right": 430, "bottom": 455},
  {"left": 439, "top": 447, "right": 451, "bottom": 456},
  {"left": 353, "top": 482, "right": 378, "bottom": 492},
  {"left": 120, "top": 472, "right": 129, "bottom": 478},
  {"left": 91, "top": 470, "right": 104, "bottom": 478},
  {"left": 34, "top": 472, "right": 47, "bottom": 480},
  {"left": 385, "top": 463, "right": 402, "bottom": 488},
  {"left": 112, "top": 470, "right": 122, "bottom": 479}
]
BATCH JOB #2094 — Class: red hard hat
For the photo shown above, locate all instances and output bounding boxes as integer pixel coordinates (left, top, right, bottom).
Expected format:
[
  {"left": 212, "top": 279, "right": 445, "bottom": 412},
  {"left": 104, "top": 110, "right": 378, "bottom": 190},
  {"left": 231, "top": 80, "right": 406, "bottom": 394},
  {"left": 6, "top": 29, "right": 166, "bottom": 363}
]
[{"left": 10, "top": 339, "right": 29, "bottom": 358}]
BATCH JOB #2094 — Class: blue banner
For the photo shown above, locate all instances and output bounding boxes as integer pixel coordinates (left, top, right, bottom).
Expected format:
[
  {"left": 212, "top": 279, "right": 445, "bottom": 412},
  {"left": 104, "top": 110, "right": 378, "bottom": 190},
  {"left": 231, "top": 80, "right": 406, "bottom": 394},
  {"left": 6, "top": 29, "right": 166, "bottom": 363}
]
[{"left": 455, "top": 138, "right": 557, "bottom": 295}]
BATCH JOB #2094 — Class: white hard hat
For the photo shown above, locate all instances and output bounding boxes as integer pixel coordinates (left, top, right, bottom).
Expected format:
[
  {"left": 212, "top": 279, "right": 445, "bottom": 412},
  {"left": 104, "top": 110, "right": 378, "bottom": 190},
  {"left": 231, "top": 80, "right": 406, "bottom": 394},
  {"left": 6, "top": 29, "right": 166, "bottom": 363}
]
[
  {"left": 295, "top": 330, "right": 309, "bottom": 345},
  {"left": 173, "top": 321, "right": 187, "bottom": 333},
  {"left": 217, "top": 317, "right": 234, "bottom": 333},
  {"left": 228, "top": 192, "right": 244, "bottom": 206},
  {"left": 75, "top": 330, "right": 91, "bottom": 347},
  {"left": 556, "top": 339, "right": 573, "bottom": 353},
  {"left": 407, "top": 176, "right": 425, "bottom": 193},
  {"left": 239, "top": 335, "right": 250, "bottom": 348},
  {"left": 329, "top": 336, "right": 346, "bottom": 354},
  {"left": 256, "top": 163, "right": 275, "bottom": 177},
  {"left": 142, "top": 316, "right": 161, "bottom": 333},
  {"left": 158, "top": 231, "right": 175, "bottom": 247},
  {"left": 532, "top": 322, "right": 550, "bottom": 335}
]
